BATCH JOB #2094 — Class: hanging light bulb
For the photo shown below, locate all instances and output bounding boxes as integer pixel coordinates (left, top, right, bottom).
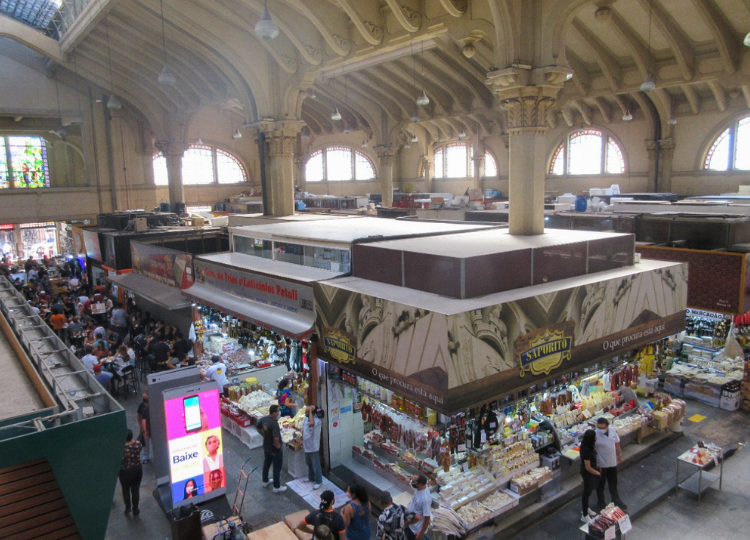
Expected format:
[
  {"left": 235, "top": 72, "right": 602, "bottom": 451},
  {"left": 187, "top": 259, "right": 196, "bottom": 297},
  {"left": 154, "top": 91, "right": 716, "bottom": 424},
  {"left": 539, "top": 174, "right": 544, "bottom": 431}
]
[
  {"left": 622, "top": 110, "right": 633, "bottom": 122},
  {"left": 255, "top": 0, "right": 280, "bottom": 40},
  {"left": 458, "top": 130, "right": 467, "bottom": 139},
  {"left": 404, "top": 142, "right": 411, "bottom": 149},
  {"left": 744, "top": 32, "right": 750, "bottom": 47},
  {"left": 309, "top": 89, "right": 317, "bottom": 99},
  {"left": 330, "top": 108, "right": 342, "bottom": 122},
  {"left": 410, "top": 109, "right": 420, "bottom": 123},
  {"left": 416, "top": 89, "right": 430, "bottom": 107},
  {"left": 233, "top": 128, "right": 243, "bottom": 139},
  {"left": 158, "top": 65, "right": 176, "bottom": 86},
  {"left": 301, "top": 127, "right": 310, "bottom": 140},
  {"left": 640, "top": 75, "right": 656, "bottom": 92},
  {"left": 106, "top": 94, "right": 122, "bottom": 110},
  {"left": 566, "top": 73, "right": 574, "bottom": 81},
  {"left": 668, "top": 116, "right": 677, "bottom": 125},
  {"left": 344, "top": 125, "right": 352, "bottom": 134},
  {"left": 411, "top": 134, "right": 418, "bottom": 143},
  {"left": 196, "top": 138, "right": 204, "bottom": 145},
  {"left": 361, "top": 139, "right": 368, "bottom": 149}
]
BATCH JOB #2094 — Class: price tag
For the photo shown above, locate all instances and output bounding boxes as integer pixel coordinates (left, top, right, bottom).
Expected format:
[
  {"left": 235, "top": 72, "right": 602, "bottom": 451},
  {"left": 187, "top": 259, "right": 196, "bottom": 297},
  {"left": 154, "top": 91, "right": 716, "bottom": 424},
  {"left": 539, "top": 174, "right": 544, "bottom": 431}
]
[
  {"left": 481, "top": 431, "right": 487, "bottom": 443},
  {"left": 458, "top": 444, "right": 466, "bottom": 452},
  {"left": 489, "top": 422, "right": 497, "bottom": 429},
  {"left": 461, "top": 462, "right": 469, "bottom": 472},
  {"left": 604, "top": 525, "right": 616, "bottom": 540},
  {"left": 618, "top": 515, "right": 632, "bottom": 534}
]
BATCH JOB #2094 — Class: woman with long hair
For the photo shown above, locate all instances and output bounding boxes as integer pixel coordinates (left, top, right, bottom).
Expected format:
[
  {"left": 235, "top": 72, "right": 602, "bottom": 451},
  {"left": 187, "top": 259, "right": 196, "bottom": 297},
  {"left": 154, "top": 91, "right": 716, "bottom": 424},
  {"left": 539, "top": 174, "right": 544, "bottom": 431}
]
[
  {"left": 579, "top": 429, "right": 601, "bottom": 521},
  {"left": 184, "top": 478, "right": 198, "bottom": 499},
  {"left": 341, "top": 483, "right": 371, "bottom": 540},
  {"left": 119, "top": 429, "right": 143, "bottom": 516},
  {"left": 276, "top": 378, "right": 296, "bottom": 417}
]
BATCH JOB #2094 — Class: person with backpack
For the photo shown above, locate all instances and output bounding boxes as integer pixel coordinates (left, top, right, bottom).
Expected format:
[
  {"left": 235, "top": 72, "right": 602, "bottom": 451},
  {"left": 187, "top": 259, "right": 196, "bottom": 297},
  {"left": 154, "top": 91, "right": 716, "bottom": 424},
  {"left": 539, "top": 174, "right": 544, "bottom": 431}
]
[
  {"left": 377, "top": 492, "right": 407, "bottom": 540},
  {"left": 297, "top": 490, "right": 346, "bottom": 540},
  {"left": 341, "top": 483, "right": 371, "bottom": 540}
]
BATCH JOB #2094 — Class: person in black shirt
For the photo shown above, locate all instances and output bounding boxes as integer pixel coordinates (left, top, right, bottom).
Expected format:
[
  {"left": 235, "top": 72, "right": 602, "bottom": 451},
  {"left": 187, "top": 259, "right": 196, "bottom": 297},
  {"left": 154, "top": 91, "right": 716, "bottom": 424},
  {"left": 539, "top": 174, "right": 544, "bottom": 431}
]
[
  {"left": 258, "top": 405, "right": 286, "bottom": 493},
  {"left": 297, "top": 490, "right": 346, "bottom": 540},
  {"left": 579, "top": 429, "right": 601, "bottom": 521},
  {"left": 136, "top": 392, "right": 151, "bottom": 463},
  {"left": 150, "top": 334, "right": 171, "bottom": 371},
  {"left": 171, "top": 332, "right": 192, "bottom": 360}
]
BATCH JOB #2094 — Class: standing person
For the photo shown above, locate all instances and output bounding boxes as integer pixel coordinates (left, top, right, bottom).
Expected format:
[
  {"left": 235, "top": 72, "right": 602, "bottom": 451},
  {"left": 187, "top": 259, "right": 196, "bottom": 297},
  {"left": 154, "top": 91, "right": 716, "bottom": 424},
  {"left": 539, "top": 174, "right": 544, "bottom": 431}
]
[
  {"left": 297, "top": 490, "right": 346, "bottom": 540},
  {"left": 303, "top": 406, "right": 324, "bottom": 489},
  {"left": 137, "top": 393, "right": 151, "bottom": 464},
  {"left": 202, "top": 355, "right": 229, "bottom": 394},
  {"left": 579, "top": 429, "right": 601, "bottom": 522},
  {"left": 276, "top": 378, "right": 296, "bottom": 417},
  {"left": 341, "top": 484, "right": 371, "bottom": 540},
  {"left": 258, "top": 404, "right": 286, "bottom": 493},
  {"left": 377, "top": 492, "right": 407, "bottom": 540},
  {"left": 119, "top": 429, "right": 143, "bottom": 516},
  {"left": 406, "top": 475, "right": 432, "bottom": 540},
  {"left": 110, "top": 302, "right": 129, "bottom": 341},
  {"left": 595, "top": 417, "right": 627, "bottom": 510}
]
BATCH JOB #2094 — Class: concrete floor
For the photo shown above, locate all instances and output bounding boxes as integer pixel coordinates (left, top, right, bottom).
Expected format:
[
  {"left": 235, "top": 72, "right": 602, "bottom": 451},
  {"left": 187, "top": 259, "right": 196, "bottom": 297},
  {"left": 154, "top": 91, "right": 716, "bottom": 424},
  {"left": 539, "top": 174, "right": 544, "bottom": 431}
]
[{"left": 105, "top": 394, "right": 750, "bottom": 540}]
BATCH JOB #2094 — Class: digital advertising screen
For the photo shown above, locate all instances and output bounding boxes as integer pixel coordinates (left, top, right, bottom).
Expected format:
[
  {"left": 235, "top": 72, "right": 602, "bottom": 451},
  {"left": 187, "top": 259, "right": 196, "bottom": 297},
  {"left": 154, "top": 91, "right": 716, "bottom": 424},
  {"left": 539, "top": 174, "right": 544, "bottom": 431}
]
[{"left": 163, "top": 383, "right": 226, "bottom": 507}]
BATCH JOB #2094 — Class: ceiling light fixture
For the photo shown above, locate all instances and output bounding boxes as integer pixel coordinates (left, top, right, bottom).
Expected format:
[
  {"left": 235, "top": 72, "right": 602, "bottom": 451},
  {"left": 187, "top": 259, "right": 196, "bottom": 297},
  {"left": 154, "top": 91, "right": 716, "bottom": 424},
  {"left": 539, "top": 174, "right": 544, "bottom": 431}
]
[
  {"left": 344, "top": 125, "right": 352, "bottom": 134},
  {"left": 566, "top": 73, "right": 574, "bottom": 81},
  {"left": 301, "top": 129, "right": 309, "bottom": 141},
  {"left": 622, "top": 110, "right": 633, "bottom": 121},
  {"left": 331, "top": 108, "right": 342, "bottom": 122},
  {"left": 196, "top": 138, "right": 204, "bottom": 145},
  {"left": 158, "top": 0, "right": 176, "bottom": 86},
  {"left": 255, "top": 0, "right": 280, "bottom": 40},
  {"left": 233, "top": 128, "right": 243, "bottom": 139},
  {"left": 744, "top": 32, "right": 750, "bottom": 47},
  {"left": 416, "top": 41, "right": 430, "bottom": 107},
  {"left": 641, "top": 0, "right": 655, "bottom": 93},
  {"left": 361, "top": 137, "right": 368, "bottom": 149},
  {"left": 458, "top": 129, "right": 467, "bottom": 139},
  {"left": 411, "top": 134, "right": 418, "bottom": 143},
  {"left": 104, "top": 14, "right": 122, "bottom": 110},
  {"left": 404, "top": 141, "right": 410, "bottom": 149},
  {"left": 667, "top": 116, "right": 677, "bottom": 125},
  {"left": 309, "top": 89, "right": 317, "bottom": 99},
  {"left": 410, "top": 110, "right": 420, "bottom": 123}
]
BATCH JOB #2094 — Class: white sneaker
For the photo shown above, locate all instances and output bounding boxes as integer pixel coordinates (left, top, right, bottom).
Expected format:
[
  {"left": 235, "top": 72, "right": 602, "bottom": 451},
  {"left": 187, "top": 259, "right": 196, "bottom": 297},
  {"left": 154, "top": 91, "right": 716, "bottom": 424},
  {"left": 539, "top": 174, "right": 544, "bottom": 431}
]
[
  {"left": 273, "top": 486, "right": 288, "bottom": 493},
  {"left": 261, "top": 480, "right": 272, "bottom": 488},
  {"left": 313, "top": 483, "right": 322, "bottom": 490}
]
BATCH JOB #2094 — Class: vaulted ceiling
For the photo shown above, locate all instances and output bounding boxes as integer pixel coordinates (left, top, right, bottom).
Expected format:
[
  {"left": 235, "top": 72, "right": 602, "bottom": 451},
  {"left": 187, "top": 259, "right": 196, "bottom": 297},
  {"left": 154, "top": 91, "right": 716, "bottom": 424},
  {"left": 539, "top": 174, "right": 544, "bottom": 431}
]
[{"left": 2, "top": 0, "right": 750, "bottom": 145}]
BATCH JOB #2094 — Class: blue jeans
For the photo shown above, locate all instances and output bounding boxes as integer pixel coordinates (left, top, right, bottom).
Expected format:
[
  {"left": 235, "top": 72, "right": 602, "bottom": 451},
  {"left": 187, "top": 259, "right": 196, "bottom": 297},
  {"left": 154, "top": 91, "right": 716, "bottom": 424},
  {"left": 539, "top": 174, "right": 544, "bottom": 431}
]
[
  {"left": 262, "top": 449, "right": 283, "bottom": 488},
  {"left": 305, "top": 451, "right": 323, "bottom": 484}
]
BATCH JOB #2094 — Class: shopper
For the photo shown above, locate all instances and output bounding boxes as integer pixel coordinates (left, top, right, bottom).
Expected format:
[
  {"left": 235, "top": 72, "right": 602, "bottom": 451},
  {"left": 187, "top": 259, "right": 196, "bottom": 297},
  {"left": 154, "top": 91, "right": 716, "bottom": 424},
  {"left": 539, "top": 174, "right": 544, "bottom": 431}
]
[
  {"left": 203, "top": 354, "right": 229, "bottom": 394},
  {"left": 377, "top": 492, "right": 407, "bottom": 540},
  {"left": 276, "top": 378, "right": 296, "bottom": 417},
  {"left": 406, "top": 474, "right": 432, "bottom": 540},
  {"left": 137, "top": 392, "right": 151, "bottom": 464},
  {"left": 119, "top": 429, "right": 143, "bottom": 516},
  {"left": 258, "top": 404, "right": 287, "bottom": 493},
  {"left": 110, "top": 302, "right": 129, "bottom": 341},
  {"left": 342, "top": 483, "right": 371, "bottom": 540},
  {"left": 303, "top": 405, "right": 324, "bottom": 489},
  {"left": 297, "top": 490, "right": 346, "bottom": 540},
  {"left": 595, "top": 417, "right": 627, "bottom": 510},
  {"left": 579, "top": 428, "right": 601, "bottom": 521}
]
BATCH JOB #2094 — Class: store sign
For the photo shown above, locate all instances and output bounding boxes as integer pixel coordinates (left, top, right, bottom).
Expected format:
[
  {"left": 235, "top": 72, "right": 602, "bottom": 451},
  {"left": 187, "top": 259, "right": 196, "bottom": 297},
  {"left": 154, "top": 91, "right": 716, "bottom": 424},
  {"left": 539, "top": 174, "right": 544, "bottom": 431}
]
[
  {"left": 515, "top": 322, "right": 575, "bottom": 377},
  {"left": 321, "top": 327, "right": 356, "bottom": 364},
  {"left": 131, "top": 241, "right": 193, "bottom": 289},
  {"left": 193, "top": 259, "right": 313, "bottom": 314},
  {"left": 163, "top": 385, "right": 225, "bottom": 507}
]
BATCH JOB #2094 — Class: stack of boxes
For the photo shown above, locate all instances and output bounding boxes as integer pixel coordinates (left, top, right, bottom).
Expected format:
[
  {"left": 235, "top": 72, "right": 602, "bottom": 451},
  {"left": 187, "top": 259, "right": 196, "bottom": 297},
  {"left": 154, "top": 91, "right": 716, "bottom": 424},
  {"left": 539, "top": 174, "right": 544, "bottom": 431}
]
[
  {"left": 720, "top": 381, "right": 741, "bottom": 411},
  {"left": 741, "top": 358, "right": 750, "bottom": 411}
]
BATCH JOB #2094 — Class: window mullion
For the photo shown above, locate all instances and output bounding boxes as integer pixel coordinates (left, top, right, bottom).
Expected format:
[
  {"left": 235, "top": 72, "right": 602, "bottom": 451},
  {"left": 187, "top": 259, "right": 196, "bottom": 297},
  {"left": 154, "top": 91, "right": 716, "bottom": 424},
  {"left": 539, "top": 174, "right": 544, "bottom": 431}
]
[
  {"left": 730, "top": 125, "right": 736, "bottom": 170},
  {"left": 5, "top": 137, "right": 14, "bottom": 189},
  {"left": 601, "top": 137, "right": 606, "bottom": 174},
  {"left": 213, "top": 147, "right": 219, "bottom": 184},
  {"left": 352, "top": 150, "right": 356, "bottom": 181}
]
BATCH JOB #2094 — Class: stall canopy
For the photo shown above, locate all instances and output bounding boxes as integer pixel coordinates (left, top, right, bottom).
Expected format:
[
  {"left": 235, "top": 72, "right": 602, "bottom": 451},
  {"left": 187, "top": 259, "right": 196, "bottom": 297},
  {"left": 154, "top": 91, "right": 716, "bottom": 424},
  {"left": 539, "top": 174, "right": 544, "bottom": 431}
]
[{"left": 109, "top": 273, "right": 191, "bottom": 310}]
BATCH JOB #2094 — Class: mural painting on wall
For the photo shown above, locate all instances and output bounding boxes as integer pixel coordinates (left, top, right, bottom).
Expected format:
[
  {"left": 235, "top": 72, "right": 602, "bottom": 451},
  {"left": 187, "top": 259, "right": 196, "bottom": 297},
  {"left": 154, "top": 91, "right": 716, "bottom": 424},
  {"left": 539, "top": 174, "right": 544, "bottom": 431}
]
[
  {"left": 315, "top": 264, "right": 688, "bottom": 414},
  {"left": 130, "top": 242, "right": 193, "bottom": 289}
]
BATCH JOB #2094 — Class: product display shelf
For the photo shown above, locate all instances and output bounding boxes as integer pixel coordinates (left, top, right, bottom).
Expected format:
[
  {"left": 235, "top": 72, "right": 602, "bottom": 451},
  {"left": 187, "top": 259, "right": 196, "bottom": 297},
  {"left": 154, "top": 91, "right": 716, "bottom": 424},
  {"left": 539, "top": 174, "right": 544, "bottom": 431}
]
[
  {"left": 352, "top": 450, "right": 424, "bottom": 495},
  {"left": 365, "top": 440, "right": 438, "bottom": 480},
  {"left": 357, "top": 387, "right": 446, "bottom": 432},
  {"left": 493, "top": 459, "right": 542, "bottom": 488}
]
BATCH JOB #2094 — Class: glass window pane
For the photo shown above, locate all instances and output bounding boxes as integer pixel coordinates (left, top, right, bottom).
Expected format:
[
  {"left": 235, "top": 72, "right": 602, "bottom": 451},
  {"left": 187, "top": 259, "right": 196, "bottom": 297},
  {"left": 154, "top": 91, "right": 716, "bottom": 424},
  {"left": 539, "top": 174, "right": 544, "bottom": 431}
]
[
  {"left": 153, "top": 154, "right": 168, "bottom": 186},
  {"left": 735, "top": 118, "right": 750, "bottom": 170},
  {"left": 549, "top": 143, "right": 564, "bottom": 175},
  {"left": 355, "top": 151, "right": 375, "bottom": 180},
  {"left": 183, "top": 145, "right": 214, "bottom": 185},
  {"left": 445, "top": 143, "right": 468, "bottom": 178},
  {"left": 434, "top": 148, "right": 444, "bottom": 179},
  {"left": 704, "top": 128, "right": 731, "bottom": 171},
  {"left": 469, "top": 145, "right": 474, "bottom": 177},
  {"left": 274, "top": 242, "right": 304, "bottom": 264},
  {"left": 0, "top": 138, "right": 8, "bottom": 189},
  {"left": 8, "top": 136, "right": 49, "bottom": 188},
  {"left": 605, "top": 138, "right": 625, "bottom": 174},
  {"left": 485, "top": 151, "right": 498, "bottom": 177},
  {"left": 304, "top": 245, "right": 351, "bottom": 272},
  {"left": 326, "top": 147, "right": 353, "bottom": 181},
  {"left": 568, "top": 130, "right": 603, "bottom": 175},
  {"left": 216, "top": 149, "right": 247, "bottom": 184},
  {"left": 234, "top": 236, "right": 268, "bottom": 258},
  {"left": 306, "top": 151, "right": 324, "bottom": 182}
]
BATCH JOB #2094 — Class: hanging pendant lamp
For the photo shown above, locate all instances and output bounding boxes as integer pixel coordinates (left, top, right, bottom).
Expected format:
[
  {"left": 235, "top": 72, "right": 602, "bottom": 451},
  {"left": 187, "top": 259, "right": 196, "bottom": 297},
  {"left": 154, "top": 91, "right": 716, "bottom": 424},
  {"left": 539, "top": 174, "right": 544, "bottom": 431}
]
[
  {"left": 158, "top": 0, "right": 176, "bottom": 85},
  {"left": 255, "top": 0, "right": 280, "bottom": 40},
  {"left": 410, "top": 109, "right": 420, "bottom": 123},
  {"left": 416, "top": 89, "right": 430, "bottom": 107},
  {"left": 331, "top": 108, "right": 342, "bottom": 122},
  {"left": 622, "top": 110, "right": 633, "bottom": 122}
]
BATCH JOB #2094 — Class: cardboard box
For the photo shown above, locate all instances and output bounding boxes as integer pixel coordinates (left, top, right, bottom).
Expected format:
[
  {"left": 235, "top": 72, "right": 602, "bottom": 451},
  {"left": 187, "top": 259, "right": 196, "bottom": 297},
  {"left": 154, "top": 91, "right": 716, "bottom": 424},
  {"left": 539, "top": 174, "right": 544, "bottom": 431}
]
[
  {"left": 203, "top": 516, "right": 242, "bottom": 540},
  {"left": 720, "top": 396, "right": 741, "bottom": 411}
]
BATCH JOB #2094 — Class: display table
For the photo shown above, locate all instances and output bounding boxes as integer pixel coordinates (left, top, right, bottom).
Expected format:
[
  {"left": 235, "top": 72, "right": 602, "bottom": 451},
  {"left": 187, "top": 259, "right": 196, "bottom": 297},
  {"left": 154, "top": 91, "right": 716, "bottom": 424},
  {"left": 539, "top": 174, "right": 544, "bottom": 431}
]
[{"left": 675, "top": 445, "right": 723, "bottom": 501}]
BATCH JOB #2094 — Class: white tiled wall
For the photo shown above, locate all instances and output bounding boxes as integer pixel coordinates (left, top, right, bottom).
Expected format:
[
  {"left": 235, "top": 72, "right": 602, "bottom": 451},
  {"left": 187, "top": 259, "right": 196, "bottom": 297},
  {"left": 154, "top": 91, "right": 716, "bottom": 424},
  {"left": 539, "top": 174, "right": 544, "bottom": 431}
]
[{"left": 327, "top": 379, "right": 365, "bottom": 468}]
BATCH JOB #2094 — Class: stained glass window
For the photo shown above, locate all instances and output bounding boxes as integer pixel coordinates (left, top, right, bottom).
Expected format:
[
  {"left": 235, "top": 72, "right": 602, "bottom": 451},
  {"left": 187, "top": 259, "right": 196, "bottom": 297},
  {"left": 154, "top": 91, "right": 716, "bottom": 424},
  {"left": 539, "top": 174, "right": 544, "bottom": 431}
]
[
  {"left": 434, "top": 147, "right": 444, "bottom": 179},
  {"left": 152, "top": 144, "right": 247, "bottom": 185},
  {"left": 7, "top": 136, "right": 49, "bottom": 188},
  {"left": 0, "top": 138, "right": 8, "bottom": 189},
  {"left": 704, "top": 128, "right": 731, "bottom": 171},
  {"left": 734, "top": 118, "right": 750, "bottom": 171},
  {"left": 549, "top": 130, "right": 625, "bottom": 176},
  {"left": 304, "top": 147, "right": 377, "bottom": 181},
  {"left": 446, "top": 143, "right": 468, "bottom": 178},
  {"left": 702, "top": 116, "right": 750, "bottom": 172},
  {"left": 484, "top": 151, "right": 498, "bottom": 177}
]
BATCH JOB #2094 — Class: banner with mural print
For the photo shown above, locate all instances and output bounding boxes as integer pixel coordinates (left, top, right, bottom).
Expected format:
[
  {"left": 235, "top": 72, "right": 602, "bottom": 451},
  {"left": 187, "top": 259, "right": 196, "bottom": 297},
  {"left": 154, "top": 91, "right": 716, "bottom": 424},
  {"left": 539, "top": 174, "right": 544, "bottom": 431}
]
[
  {"left": 131, "top": 241, "right": 193, "bottom": 289},
  {"left": 315, "top": 262, "right": 688, "bottom": 414}
]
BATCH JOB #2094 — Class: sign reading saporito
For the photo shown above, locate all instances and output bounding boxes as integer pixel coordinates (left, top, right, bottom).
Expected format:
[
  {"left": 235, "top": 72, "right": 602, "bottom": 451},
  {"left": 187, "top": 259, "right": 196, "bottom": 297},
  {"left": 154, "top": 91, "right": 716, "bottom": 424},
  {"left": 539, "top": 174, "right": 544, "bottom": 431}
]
[
  {"left": 321, "top": 326, "right": 357, "bottom": 364},
  {"left": 515, "top": 321, "right": 575, "bottom": 378}
]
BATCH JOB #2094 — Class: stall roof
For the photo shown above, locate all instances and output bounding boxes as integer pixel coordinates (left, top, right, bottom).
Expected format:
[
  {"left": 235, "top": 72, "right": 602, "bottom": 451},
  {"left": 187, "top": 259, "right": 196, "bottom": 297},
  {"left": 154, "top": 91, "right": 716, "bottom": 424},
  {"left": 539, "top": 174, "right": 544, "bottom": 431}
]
[
  {"left": 322, "top": 258, "right": 681, "bottom": 316},
  {"left": 0, "top": 323, "right": 51, "bottom": 423},
  {"left": 230, "top": 216, "right": 497, "bottom": 246},
  {"left": 182, "top": 282, "right": 314, "bottom": 339},
  {"left": 228, "top": 213, "right": 364, "bottom": 228},
  {"left": 108, "top": 273, "right": 191, "bottom": 309},
  {"left": 195, "top": 252, "right": 345, "bottom": 282}
]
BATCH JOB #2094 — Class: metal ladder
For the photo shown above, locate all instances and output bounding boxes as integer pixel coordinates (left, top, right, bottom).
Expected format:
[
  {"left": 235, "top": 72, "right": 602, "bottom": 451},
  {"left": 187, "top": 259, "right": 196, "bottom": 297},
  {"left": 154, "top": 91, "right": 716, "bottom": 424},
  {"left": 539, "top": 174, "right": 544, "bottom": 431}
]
[{"left": 232, "top": 457, "right": 258, "bottom": 518}]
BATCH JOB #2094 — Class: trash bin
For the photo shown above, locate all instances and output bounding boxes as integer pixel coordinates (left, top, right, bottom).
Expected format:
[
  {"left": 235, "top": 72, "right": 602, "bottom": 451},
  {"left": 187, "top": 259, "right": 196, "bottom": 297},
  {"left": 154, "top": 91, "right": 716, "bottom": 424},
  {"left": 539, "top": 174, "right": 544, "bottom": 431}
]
[{"left": 171, "top": 506, "right": 202, "bottom": 540}]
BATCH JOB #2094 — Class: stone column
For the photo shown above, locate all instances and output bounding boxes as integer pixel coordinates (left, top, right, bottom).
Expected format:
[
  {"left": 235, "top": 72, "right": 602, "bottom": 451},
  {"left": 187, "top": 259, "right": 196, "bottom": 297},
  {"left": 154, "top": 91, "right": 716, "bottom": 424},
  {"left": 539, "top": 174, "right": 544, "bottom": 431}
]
[
  {"left": 376, "top": 145, "right": 398, "bottom": 207},
  {"left": 487, "top": 67, "right": 570, "bottom": 235},
  {"left": 258, "top": 120, "right": 304, "bottom": 216},
  {"left": 422, "top": 157, "right": 435, "bottom": 193},
  {"left": 645, "top": 140, "right": 658, "bottom": 193},
  {"left": 657, "top": 138, "right": 675, "bottom": 193},
  {"left": 472, "top": 138, "right": 486, "bottom": 191},
  {"left": 155, "top": 141, "right": 186, "bottom": 208}
]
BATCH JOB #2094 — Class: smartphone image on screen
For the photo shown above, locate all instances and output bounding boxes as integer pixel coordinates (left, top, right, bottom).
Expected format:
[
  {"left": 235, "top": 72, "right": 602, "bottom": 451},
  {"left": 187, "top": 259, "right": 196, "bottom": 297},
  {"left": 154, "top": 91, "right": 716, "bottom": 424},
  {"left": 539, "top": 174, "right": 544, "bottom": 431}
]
[{"left": 184, "top": 396, "right": 202, "bottom": 432}]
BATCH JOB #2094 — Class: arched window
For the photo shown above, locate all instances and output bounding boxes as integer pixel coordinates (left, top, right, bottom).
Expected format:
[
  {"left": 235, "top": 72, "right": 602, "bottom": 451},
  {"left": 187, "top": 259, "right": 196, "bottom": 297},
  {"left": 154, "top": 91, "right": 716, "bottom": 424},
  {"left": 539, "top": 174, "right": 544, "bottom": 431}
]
[
  {"left": 704, "top": 116, "right": 750, "bottom": 171},
  {"left": 305, "top": 147, "right": 376, "bottom": 182},
  {"left": 153, "top": 144, "right": 248, "bottom": 186},
  {"left": 0, "top": 135, "right": 50, "bottom": 189},
  {"left": 428, "top": 143, "right": 498, "bottom": 178},
  {"left": 549, "top": 129, "right": 625, "bottom": 176}
]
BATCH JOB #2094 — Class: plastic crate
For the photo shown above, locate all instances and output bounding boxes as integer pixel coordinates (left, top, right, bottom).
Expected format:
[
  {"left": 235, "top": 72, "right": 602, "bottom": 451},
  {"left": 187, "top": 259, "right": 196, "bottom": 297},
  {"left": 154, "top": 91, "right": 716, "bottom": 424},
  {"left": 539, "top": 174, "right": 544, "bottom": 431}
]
[{"left": 239, "top": 426, "right": 263, "bottom": 449}]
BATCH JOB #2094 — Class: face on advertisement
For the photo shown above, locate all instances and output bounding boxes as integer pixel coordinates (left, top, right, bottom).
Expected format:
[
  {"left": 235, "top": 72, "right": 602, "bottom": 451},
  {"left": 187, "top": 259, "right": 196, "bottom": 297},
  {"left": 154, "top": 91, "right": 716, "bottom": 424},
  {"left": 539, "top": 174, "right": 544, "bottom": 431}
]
[
  {"left": 210, "top": 469, "right": 223, "bottom": 490},
  {"left": 205, "top": 435, "right": 220, "bottom": 456}
]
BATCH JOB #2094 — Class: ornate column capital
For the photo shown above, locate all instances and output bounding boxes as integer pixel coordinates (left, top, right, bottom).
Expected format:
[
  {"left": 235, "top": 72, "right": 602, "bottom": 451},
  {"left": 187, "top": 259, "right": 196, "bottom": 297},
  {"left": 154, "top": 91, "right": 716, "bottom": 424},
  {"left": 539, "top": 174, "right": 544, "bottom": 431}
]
[
  {"left": 256, "top": 120, "right": 305, "bottom": 159},
  {"left": 154, "top": 140, "right": 187, "bottom": 157},
  {"left": 375, "top": 145, "right": 398, "bottom": 167}
]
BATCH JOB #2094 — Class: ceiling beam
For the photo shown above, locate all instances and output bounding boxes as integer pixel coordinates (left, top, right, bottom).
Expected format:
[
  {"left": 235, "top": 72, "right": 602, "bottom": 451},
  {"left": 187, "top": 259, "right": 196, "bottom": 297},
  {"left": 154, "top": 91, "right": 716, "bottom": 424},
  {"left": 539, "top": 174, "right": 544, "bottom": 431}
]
[
  {"left": 681, "top": 84, "right": 701, "bottom": 114},
  {"left": 606, "top": 10, "right": 650, "bottom": 79},
  {"left": 437, "top": 0, "right": 465, "bottom": 18},
  {"left": 571, "top": 20, "right": 621, "bottom": 92},
  {"left": 688, "top": 0, "right": 738, "bottom": 74},
  {"left": 634, "top": 0, "right": 694, "bottom": 80},
  {"left": 593, "top": 97, "right": 612, "bottom": 123},
  {"left": 572, "top": 99, "right": 592, "bottom": 125},
  {"left": 707, "top": 80, "right": 727, "bottom": 112},
  {"left": 59, "top": 0, "right": 124, "bottom": 53},
  {"left": 383, "top": 0, "right": 421, "bottom": 33}
]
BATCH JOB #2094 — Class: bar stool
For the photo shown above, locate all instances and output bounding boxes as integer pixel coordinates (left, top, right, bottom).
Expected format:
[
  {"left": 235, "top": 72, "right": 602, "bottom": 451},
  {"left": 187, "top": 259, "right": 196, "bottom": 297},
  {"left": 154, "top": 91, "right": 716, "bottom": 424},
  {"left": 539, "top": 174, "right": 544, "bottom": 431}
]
[{"left": 118, "top": 365, "right": 140, "bottom": 397}]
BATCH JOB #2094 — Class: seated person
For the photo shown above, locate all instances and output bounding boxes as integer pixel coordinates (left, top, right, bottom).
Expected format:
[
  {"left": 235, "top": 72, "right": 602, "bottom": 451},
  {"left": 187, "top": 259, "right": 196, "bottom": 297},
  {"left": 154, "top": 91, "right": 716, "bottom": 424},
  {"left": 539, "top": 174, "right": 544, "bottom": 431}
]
[
  {"left": 92, "top": 360, "right": 114, "bottom": 392},
  {"left": 150, "top": 334, "right": 172, "bottom": 372},
  {"left": 93, "top": 338, "right": 110, "bottom": 360},
  {"left": 112, "top": 344, "right": 134, "bottom": 376},
  {"left": 81, "top": 345, "right": 99, "bottom": 373}
]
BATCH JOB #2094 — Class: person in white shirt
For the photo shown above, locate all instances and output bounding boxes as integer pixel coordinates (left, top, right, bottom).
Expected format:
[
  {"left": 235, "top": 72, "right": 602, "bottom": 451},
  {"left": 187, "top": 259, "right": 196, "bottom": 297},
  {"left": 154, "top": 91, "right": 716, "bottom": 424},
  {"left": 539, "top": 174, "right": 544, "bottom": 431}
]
[
  {"left": 595, "top": 417, "right": 627, "bottom": 510},
  {"left": 303, "top": 406, "right": 324, "bottom": 489},
  {"left": 202, "top": 355, "right": 229, "bottom": 394},
  {"left": 81, "top": 345, "right": 100, "bottom": 373},
  {"left": 406, "top": 474, "right": 432, "bottom": 540}
]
